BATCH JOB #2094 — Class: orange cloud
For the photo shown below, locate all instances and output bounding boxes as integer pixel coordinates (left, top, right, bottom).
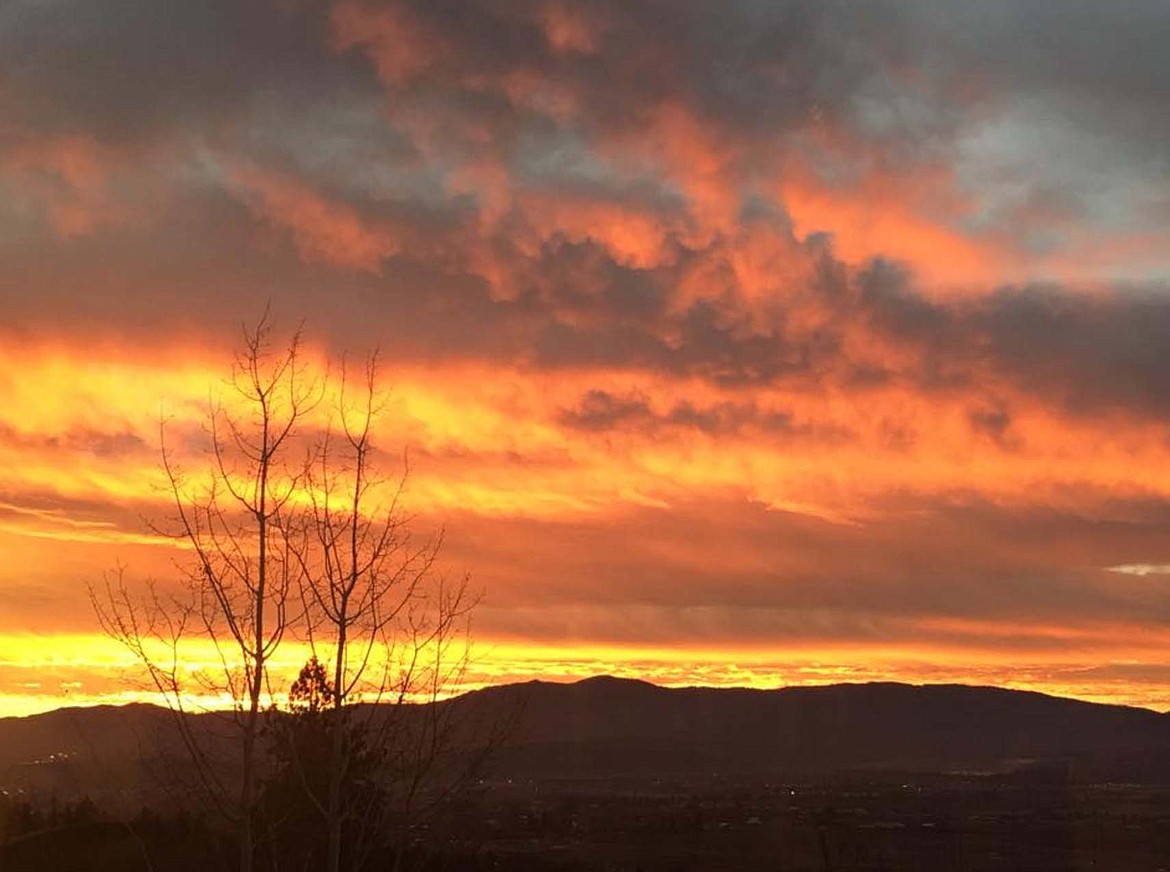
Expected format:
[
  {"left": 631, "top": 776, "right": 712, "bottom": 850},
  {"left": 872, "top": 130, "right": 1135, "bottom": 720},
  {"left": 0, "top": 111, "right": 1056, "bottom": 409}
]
[
  {"left": 1, "top": 134, "right": 125, "bottom": 237},
  {"left": 777, "top": 155, "right": 999, "bottom": 290},
  {"left": 4, "top": 336, "right": 1170, "bottom": 531},
  {"left": 538, "top": 2, "right": 605, "bottom": 56},
  {"left": 228, "top": 165, "right": 401, "bottom": 272},
  {"left": 517, "top": 191, "right": 678, "bottom": 270},
  {"left": 329, "top": 1, "right": 441, "bottom": 85}
]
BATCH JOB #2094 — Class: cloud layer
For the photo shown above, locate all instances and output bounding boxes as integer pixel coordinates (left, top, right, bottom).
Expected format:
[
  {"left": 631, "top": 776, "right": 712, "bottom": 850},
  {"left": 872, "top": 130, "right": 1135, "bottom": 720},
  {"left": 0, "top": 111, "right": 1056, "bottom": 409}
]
[{"left": 2, "top": 0, "right": 1169, "bottom": 712}]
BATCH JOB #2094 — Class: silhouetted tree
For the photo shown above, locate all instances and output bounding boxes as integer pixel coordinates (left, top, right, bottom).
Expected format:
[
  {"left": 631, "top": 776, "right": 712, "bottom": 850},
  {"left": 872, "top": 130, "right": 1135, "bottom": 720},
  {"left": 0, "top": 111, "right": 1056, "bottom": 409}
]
[
  {"left": 287, "top": 354, "right": 474, "bottom": 872},
  {"left": 260, "top": 657, "right": 388, "bottom": 871},
  {"left": 93, "top": 312, "right": 318, "bottom": 872},
  {"left": 92, "top": 318, "right": 480, "bottom": 872}
]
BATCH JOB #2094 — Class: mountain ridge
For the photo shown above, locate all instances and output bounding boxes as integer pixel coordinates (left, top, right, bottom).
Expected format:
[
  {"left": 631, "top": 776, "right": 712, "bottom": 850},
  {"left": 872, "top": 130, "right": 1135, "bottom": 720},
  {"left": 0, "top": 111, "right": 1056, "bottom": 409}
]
[
  {"left": 4, "top": 676, "right": 1170, "bottom": 804},
  {"left": 5, "top": 677, "right": 1166, "bottom": 724}
]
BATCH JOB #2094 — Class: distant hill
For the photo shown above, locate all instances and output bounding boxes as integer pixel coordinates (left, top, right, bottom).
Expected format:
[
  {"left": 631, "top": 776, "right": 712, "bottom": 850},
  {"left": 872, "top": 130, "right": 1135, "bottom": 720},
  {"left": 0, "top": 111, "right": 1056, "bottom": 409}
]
[
  {"left": 449, "top": 677, "right": 1170, "bottom": 783},
  {"left": 0, "top": 703, "right": 173, "bottom": 768},
  {"left": 4, "top": 677, "right": 1170, "bottom": 807}
]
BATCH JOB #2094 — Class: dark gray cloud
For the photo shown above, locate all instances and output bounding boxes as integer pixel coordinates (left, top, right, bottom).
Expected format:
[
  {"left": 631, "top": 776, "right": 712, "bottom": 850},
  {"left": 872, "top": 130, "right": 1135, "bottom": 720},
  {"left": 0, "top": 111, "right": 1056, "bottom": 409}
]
[
  {"left": 558, "top": 389, "right": 797, "bottom": 438},
  {"left": 0, "top": 425, "right": 149, "bottom": 459},
  {"left": 861, "top": 266, "right": 1170, "bottom": 417},
  {"left": 0, "top": 0, "right": 372, "bottom": 144},
  {"left": 4, "top": 0, "right": 1164, "bottom": 215},
  {"left": 909, "top": 0, "right": 1170, "bottom": 124},
  {"left": 332, "top": 0, "right": 1169, "bottom": 234}
]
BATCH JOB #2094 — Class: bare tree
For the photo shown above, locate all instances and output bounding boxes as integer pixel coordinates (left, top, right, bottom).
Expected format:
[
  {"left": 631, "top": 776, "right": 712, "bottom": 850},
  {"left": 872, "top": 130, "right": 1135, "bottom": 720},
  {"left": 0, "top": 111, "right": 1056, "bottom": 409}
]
[
  {"left": 93, "top": 321, "right": 487, "bottom": 872},
  {"left": 287, "top": 353, "right": 474, "bottom": 872},
  {"left": 93, "top": 313, "right": 318, "bottom": 872}
]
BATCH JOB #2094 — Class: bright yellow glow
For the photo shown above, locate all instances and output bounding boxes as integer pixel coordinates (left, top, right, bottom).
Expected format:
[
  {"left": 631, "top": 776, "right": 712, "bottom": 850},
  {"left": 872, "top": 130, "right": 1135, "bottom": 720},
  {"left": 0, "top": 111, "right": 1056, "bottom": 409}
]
[{"left": 2, "top": 631, "right": 1169, "bottom": 718}]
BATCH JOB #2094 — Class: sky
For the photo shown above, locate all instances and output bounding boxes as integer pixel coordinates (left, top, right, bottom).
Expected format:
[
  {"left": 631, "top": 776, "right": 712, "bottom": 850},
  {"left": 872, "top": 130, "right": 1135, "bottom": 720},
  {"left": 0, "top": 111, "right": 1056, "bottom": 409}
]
[{"left": 2, "top": 0, "right": 1170, "bottom": 716}]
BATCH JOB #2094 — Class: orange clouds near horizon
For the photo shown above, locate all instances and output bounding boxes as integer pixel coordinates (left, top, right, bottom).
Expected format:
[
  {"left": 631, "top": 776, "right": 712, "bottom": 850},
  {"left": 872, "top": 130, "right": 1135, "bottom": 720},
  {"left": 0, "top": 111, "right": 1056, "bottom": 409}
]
[{"left": 4, "top": 335, "right": 1170, "bottom": 715}]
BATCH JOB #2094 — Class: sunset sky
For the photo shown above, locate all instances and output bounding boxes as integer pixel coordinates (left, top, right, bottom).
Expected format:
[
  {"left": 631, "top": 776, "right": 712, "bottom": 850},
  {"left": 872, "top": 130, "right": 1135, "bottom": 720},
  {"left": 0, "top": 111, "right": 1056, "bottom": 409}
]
[{"left": 3, "top": 0, "right": 1170, "bottom": 716}]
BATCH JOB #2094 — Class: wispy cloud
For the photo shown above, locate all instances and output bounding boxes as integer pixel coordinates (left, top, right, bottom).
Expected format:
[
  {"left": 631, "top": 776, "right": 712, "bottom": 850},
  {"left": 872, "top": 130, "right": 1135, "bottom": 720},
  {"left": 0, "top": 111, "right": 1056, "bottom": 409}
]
[{"left": 1107, "top": 564, "right": 1170, "bottom": 577}]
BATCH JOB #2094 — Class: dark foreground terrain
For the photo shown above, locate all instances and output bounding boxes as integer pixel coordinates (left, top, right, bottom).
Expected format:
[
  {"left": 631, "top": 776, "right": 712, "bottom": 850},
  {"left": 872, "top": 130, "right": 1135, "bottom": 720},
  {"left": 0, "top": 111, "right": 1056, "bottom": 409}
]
[
  {"left": 437, "top": 773, "right": 1170, "bottom": 872},
  {"left": 3, "top": 677, "right": 1170, "bottom": 870},
  {"left": 5, "top": 775, "right": 1170, "bottom": 871}
]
